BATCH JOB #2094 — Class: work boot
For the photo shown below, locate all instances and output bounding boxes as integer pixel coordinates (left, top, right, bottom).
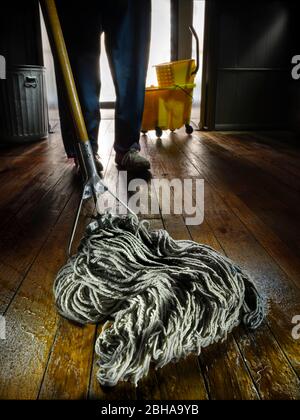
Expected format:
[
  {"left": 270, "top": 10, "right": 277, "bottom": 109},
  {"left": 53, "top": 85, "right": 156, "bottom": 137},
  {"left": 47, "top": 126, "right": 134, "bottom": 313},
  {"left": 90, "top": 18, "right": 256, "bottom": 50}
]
[{"left": 115, "top": 149, "right": 151, "bottom": 172}]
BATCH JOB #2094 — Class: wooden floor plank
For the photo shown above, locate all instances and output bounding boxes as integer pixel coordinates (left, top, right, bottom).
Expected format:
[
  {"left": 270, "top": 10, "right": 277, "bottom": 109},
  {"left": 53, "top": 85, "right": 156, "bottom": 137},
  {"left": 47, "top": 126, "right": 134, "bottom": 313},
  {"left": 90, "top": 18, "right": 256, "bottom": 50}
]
[
  {"left": 1, "top": 122, "right": 300, "bottom": 399},
  {"left": 0, "top": 166, "right": 77, "bottom": 314},
  {"left": 171, "top": 131, "right": 300, "bottom": 391},
  {"left": 204, "top": 132, "right": 300, "bottom": 191},
  {"left": 0, "top": 133, "right": 67, "bottom": 209},
  {"left": 187, "top": 131, "right": 300, "bottom": 258},
  {"left": 0, "top": 190, "right": 80, "bottom": 399},
  {"left": 36, "top": 195, "right": 98, "bottom": 400},
  {"left": 38, "top": 319, "right": 96, "bottom": 400},
  {"left": 200, "top": 336, "right": 259, "bottom": 400}
]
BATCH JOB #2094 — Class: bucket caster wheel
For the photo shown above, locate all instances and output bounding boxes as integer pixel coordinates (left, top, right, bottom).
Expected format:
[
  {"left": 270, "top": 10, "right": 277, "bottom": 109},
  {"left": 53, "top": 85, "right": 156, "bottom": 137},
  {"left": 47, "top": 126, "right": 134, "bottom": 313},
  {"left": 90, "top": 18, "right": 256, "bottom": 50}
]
[
  {"left": 155, "top": 127, "right": 163, "bottom": 138},
  {"left": 185, "top": 124, "right": 193, "bottom": 135}
]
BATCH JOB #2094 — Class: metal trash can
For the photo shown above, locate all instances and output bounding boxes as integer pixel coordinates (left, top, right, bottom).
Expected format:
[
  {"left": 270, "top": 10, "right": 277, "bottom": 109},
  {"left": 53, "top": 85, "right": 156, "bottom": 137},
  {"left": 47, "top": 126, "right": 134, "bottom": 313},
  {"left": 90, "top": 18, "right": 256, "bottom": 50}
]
[{"left": 0, "top": 65, "right": 48, "bottom": 143}]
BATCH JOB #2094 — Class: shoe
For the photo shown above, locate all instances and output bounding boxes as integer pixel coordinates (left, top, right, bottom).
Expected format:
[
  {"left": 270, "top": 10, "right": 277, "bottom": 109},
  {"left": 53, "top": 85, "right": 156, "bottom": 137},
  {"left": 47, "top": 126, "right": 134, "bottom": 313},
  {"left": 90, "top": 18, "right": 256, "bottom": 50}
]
[
  {"left": 115, "top": 149, "right": 151, "bottom": 172},
  {"left": 94, "top": 153, "right": 104, "bottom": 173}
]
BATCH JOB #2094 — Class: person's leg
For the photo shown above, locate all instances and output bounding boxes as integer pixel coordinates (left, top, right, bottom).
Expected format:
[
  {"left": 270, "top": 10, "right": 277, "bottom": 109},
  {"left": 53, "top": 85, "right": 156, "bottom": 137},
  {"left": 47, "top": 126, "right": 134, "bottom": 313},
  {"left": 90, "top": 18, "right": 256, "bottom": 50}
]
[
  {"left": 53, "top": 65, "right": 76, "bottom": 158},
  {"left": 104, "top": 0, "right": 151, "bottom": 158},
  {"left": 70, "top": 52, "right": 101, "bottom": 155},
  {"left": 53, "top": 1, "right": 102, "bottom": 157}
]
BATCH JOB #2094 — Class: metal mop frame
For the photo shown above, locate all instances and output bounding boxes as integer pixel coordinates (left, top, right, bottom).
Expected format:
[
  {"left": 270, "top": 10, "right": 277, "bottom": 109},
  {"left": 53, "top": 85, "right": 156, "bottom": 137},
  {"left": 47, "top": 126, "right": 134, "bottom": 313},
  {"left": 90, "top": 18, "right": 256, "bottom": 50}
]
[{"left": 42, "top": 0, "right": 134, "bottom": 256}]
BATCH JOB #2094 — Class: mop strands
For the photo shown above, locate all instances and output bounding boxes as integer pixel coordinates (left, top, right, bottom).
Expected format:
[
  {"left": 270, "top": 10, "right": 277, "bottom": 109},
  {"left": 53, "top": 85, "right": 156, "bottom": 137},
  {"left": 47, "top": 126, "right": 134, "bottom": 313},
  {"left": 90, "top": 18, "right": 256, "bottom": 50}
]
[{"left": 54, "top": 212, "right": 265, "bottom": 387}]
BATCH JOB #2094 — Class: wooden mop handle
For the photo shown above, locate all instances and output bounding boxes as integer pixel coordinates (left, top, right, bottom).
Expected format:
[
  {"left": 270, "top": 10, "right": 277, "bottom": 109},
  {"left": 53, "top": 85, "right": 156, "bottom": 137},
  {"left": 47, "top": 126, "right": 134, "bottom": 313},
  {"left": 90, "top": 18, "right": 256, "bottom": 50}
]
[{"left": 42, "top": 0, "right": 89, "bottom": 143}]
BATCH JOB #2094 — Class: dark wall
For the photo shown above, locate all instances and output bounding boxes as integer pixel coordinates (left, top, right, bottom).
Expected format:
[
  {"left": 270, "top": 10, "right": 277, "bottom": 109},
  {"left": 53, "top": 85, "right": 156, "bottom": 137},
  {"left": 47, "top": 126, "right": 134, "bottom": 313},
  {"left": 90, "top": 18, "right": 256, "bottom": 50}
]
[
  {"left": 0, "top": 1, "right": 43, "bottom": 67},
  {"left": 290, "top": 77, "right": 300, "bottom": 133},
  {"left": 289, "top": 2, "right": 300, "bottom": 133},
  {"left": 171, "top": 0, "right": 193, "bottom": 61},
  {"left": 202, "top": 0, "right": 296, "bottom": 131}
]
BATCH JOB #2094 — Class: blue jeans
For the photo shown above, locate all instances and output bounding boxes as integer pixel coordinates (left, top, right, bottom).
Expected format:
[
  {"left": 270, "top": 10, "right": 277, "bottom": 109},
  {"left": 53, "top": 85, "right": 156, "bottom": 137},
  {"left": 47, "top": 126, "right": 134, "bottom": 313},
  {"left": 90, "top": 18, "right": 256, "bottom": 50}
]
[{"left": 55, "top": 0, "right": 151, "bottom": 157}]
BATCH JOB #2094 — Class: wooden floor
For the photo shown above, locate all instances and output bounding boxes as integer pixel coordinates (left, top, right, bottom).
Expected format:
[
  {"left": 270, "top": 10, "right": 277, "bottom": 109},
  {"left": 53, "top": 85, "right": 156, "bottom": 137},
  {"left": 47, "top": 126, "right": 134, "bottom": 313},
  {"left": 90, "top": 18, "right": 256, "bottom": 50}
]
[{"left": 0, "top": 116, "right": 300, "bottom": 400}]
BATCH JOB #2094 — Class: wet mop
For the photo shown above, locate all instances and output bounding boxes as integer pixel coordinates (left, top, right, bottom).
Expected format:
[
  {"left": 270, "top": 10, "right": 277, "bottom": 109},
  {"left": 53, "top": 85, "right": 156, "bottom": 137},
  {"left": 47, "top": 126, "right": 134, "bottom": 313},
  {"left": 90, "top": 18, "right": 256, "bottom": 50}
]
[
  {"left": 43, "top": 0, "right": 265, "bottom": 387},
  {"left": 55, "top": 213, "right": 264, "bottom": 386}
]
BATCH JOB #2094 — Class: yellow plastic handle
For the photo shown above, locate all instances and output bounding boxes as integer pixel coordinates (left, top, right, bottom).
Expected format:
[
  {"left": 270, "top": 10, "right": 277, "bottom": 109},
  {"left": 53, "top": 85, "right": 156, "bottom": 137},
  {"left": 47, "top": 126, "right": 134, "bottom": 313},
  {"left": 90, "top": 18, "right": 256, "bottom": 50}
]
[{"left": 42, "top": 0, "right": 89, "bottom": 143}]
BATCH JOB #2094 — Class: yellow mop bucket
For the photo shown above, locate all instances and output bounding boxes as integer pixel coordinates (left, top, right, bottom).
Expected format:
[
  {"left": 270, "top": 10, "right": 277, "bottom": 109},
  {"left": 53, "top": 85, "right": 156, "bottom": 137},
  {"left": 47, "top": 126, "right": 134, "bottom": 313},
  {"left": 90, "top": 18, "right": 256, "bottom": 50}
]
[
  {"left": 142, "top": 84, "right": 195, "bottom": 136},
  {"left": 155, "top": 58, "right": 196, "bottom": 88},
  {"left": 142, "top": 26, "right": 199, "bottom": 137}
]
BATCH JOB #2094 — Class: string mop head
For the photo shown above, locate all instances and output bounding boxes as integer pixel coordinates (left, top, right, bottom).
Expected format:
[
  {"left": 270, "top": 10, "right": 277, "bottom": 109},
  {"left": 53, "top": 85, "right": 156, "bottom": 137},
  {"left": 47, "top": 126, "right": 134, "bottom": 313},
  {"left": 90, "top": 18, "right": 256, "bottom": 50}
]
[{"left": 54, "top": 213, "right": 265, "bottom": 387}]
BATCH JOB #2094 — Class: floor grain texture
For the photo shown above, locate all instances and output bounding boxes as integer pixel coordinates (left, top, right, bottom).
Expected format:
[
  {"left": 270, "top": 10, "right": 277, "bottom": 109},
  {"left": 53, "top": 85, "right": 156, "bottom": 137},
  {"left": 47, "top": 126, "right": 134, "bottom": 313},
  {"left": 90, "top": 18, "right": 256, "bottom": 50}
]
[{"left": 0, "top": 120, "right": 300, "bottom": 399}]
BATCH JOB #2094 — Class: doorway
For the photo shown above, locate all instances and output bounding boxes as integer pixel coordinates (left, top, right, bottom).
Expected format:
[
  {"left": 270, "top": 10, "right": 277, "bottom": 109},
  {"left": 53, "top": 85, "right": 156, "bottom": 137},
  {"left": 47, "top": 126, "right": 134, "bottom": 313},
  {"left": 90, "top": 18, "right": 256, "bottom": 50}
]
[
  {"left": 40, "top": 0, "right": 206, "bottom": 130},
  {"left": 99, "top": 0, "right": 205, "bottom": 128},
  {"left": 99, "top": 0, "right": 172, "bottom": 111},
  {"left": 191, "top": 0, "right": 205, "bottom": 125}
]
